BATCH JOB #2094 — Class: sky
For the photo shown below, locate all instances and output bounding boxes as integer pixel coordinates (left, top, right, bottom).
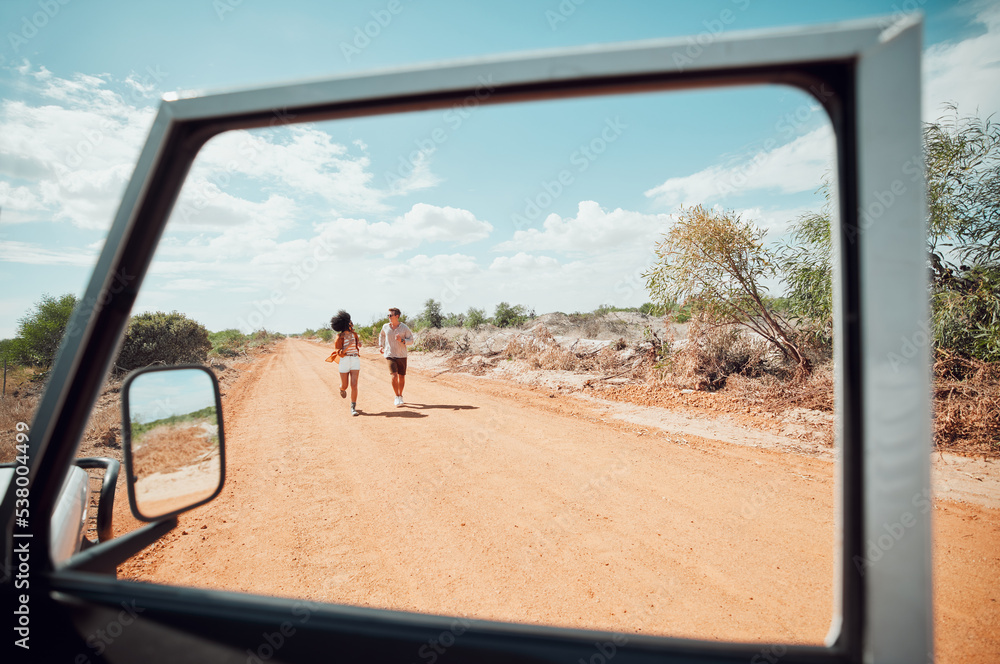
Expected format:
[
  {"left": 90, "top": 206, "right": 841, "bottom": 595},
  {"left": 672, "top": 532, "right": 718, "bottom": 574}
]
[
  {"left": 1, "top": 0, "right": 998, "bottom": 337},
  {"left": 127, "top": 368, "right": 217, "bottom": 425}
]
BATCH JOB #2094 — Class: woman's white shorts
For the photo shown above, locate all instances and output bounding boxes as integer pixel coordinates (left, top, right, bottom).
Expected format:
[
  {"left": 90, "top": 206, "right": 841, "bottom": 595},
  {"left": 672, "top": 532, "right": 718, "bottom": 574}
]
[{"left": 338, "top": 355, "right": 361, "bottom": 373}]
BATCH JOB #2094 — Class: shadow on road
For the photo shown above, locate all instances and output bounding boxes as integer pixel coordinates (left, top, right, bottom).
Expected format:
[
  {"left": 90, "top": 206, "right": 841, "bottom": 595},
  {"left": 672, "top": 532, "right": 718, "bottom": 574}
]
[
  {"left": 402, "top": 403, "right": 478, "bottom": 411},
  {"left": 360, "top": 403, "right": 478, "bottom": 418},
  {"left": 362, "top": 410, "right": 427, "bottom": 418}
]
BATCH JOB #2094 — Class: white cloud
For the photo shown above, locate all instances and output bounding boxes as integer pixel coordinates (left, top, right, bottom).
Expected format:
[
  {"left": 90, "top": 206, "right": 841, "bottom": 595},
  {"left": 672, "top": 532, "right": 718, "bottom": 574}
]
[
  {"left": 495, "top": 201, "right": 673, "bottom": 255},
  {"left": 0, "top": 181, "right": 44, "bottom": 218},
  {"left": 396, "top": 203, "right": 492, "bottom": 244},
  {"left": 0, "top": 68, "right": 157, "bottom": 229},
  {"left": 924, "top": 3, "right": 1000, "bottom": 120},
  {"left": 161, "top": 278, "right": 215, "bottom": 291},
  {"left": 385, "top": 150, "right": 443, "bottom": 196},
  {"left": 489, "top": 252, "right": 561, "bottom": 273},
  {"left": 0, "top": 65, "right": 446, "bottom": 235},
  {"left": 194, "top": 127, "right": 393, "bottom": 216},
  {"left": 0, "top": 240, "right": 98, "bottom": 266},
  {"left": 384, "top": 253, "right": 481, "bottom": 278},
  {"left": 312, "top": 217, "right": 404, "bottom": 257},
  {"left": 644, "top": 126, "right": 835, "bottom": 209},
  {"left": 731, "top": 205, "right": 819, "bottom": 240},
  {"left": 304, "top": 203, "right": 492, "bottom": 261}
]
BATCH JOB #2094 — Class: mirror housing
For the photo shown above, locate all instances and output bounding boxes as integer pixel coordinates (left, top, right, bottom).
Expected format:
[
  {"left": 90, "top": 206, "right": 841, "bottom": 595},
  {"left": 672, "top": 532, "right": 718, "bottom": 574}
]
[{"left": 121, "top": 365, "right": 226, "bottom": 521}]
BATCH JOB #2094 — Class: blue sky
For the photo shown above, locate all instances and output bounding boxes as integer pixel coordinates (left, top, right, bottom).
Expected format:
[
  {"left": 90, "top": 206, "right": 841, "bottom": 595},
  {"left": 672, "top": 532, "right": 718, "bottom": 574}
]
[
  {"left": 127, "top": 368, "right": 217, "bottom": 425},
  {"left": 1, "top": 0, "right": 998, "bottom": 337}
]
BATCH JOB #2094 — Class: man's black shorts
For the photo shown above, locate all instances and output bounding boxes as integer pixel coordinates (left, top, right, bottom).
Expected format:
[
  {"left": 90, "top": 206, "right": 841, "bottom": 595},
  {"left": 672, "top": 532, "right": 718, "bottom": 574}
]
[{"left": 387, "top": 357, "right": 407, "bottom": 376}]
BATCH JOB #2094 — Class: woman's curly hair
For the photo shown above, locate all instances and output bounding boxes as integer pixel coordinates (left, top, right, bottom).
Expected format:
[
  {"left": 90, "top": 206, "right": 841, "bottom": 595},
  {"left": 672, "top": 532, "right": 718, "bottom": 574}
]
[{"left": 330, "top": 310, "right": 352, "bottom": 333}]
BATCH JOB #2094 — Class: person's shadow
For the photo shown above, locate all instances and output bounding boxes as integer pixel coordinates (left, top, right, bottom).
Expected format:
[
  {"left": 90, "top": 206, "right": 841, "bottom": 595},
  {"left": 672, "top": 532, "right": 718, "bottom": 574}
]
[{"left": 362, "top": 403, "right": 478, "bottom": 418}]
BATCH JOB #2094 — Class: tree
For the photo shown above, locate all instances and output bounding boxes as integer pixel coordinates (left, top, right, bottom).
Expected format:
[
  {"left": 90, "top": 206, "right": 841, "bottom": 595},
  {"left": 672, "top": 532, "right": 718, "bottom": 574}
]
[
  {"left": 932, "top": 266, "right": 1000, "bottom": 363},
  {"left": 925, "top": 105, "right": 1000, "bottom": 277},
  {"left": 442, "top": 311, "right": 465, "bottom": 327},
  {"left": 418, "top": 298, "right": 444, "bottom": 329},
  {"left": 643, "top": 205, "right": 811, "bottom": 373},
  {"left": 772, "top": 108, "right": 999, "bottom": 362},
  {"left": 15, "top": 293, "right": 78, "bottom": 367},
  {"left": 464, "top": 307, "right": 487, "bottom": 329},
  {"left": 492, "top": 302, "right": 531, "bottom": 328},
  {"left": 777, "top": 184, "right": 834, "bottom": 346},
  {"left": 115, "top": 311, "right": 212, "bottom": 372},
  {"left": 923, "top": 107, "right": 1000, "bottom": 361},
  {"left": 0, "top": 338, "right": 25, "bottom": 367}
]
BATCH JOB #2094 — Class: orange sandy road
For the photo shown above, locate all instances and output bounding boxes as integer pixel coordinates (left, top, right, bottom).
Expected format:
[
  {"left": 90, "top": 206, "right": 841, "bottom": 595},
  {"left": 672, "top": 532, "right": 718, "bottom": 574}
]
[{"left": 116, "top": 339, "right": 1000, "bottom": 659}]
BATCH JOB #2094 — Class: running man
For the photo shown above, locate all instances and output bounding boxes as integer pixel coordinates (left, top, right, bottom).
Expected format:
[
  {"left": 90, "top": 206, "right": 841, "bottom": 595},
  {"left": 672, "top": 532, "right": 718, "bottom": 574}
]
[{"left": 378, "top": 307, "right": 414, "bottom": 407}]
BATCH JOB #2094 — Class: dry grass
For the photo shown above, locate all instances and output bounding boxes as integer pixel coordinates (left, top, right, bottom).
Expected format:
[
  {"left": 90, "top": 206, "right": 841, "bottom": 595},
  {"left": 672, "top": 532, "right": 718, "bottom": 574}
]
[
  {"left": 653, "top": 320, "right": 779, "bottom": 391},
  {"left": 933, "top": 352, "right": 1000, "bottom": 455},
  {"left": 724, "top": 363, "right": 835, "bottom": 414},
  {"left": 415, "top": 329, "right": 454, "bottom": 352},
  {"left": 504, "top": 327, "right": 579, "bottom": 371},
  {"left": 500, "top": 325, "right": 639, "bottom": 375},
  {"left": 132, "top": 421, "right": 218, "bottom": 476},
  {"left": 0, "top": 367, "right": 45, "bottom": 464},
  {"left": 84, "top": 402, "right": 122, "bottom": 451}
]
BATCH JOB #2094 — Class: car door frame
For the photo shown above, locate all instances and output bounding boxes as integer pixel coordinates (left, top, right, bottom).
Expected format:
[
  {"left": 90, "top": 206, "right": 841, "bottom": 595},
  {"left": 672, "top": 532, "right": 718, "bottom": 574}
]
[{"left": 10, "top": 14, "right": 930, "bottom": 664}]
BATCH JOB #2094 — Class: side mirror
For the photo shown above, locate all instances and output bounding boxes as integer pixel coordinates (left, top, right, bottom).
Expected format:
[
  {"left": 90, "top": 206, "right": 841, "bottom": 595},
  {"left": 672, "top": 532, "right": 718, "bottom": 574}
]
[{"left": 121, "top": 365, "right": 225, "bottom": 521}]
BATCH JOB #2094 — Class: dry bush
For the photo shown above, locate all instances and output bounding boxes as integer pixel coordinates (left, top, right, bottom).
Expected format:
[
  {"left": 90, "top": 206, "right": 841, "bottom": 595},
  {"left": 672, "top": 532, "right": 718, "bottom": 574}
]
[
  {"left": 933, "top": 353, "right": 1000, "bottom": 454},
  {"left": 581, "top": 318, "right": 601, "bottom": 338},
  {"left": 725, "top": 362, "right": 834, "bottom": 413},
  {"left": 503, "top": 326, "right": 581, "bottom": 371},
  {"left": 0, "top": 367, "right": 45, "bottom": 463},
  {"left": 591, "top": 344, "right": 627, "bottom": 373},
  {"left": 0, "top": 394, "right": 40, "bottom": 464},
  {"left": 416, "top": 329, "right": 453, "bottom": 352},
  {"left": 84, "top": 405, "right": 121, "bottom": 449},
  {"left": 535, "top": 345, "right": 579, "bottom": 371},
  {"left": 658, "top": 319, "right": 776, "bottom": 390},
  {"left": 132, "top": 422, "right": 217, "bottom": 476},
  {"left": 454, "top": 333, "right": 471, "bottom": 354}
]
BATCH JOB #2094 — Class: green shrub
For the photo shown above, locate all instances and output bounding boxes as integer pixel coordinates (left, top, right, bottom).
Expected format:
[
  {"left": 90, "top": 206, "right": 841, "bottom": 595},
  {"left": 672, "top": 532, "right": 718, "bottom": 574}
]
[
  {"left": 493, "top": 302, "right": 532, "bottom": 328},
  {"left": 208, "top": 328, "right": 283, "bottom": 357},
  {"left": 316, "top": 328, "right": 333, "bottom": 343},
  {"left": 442, "top": 312, "right": 465, "bottom": 327},
  {"left": 0, "top": 338, "right": 26, "bottom": 366},
  {"left": 417, "top": 298, "right": 444, "bottom": 329},
  {"left": 116, "top": 311, "right": 212, "bottom": 372},
  {"left": 209, "top": 329, "right": 246, "bottom": 357},
  {"left": 595, "top": 303, "right": 635, "bottom": 315},
  {"left": 248, "top": 329, "right": 284, "bottom": 348},
  {"left": 777, "top": 198, "right": 834, "bottom": 347},
  {"left": 932, "top": 267, "right": 1000, "bottom": 362},
  {"left": 358, "top": 316, "right": 388, "bottom": 345},
  {"left": 14, "top": 293, "right": 78, "bottom": 367},
  {"left": 464, "top": 307, "right": 487, "bottom": 329}
]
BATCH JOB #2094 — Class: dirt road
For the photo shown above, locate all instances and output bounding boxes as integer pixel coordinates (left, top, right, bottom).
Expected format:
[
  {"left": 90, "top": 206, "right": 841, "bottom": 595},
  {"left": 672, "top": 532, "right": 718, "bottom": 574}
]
[{"left": 117, "top": 339, "right": 1000, "bottom": 658}]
